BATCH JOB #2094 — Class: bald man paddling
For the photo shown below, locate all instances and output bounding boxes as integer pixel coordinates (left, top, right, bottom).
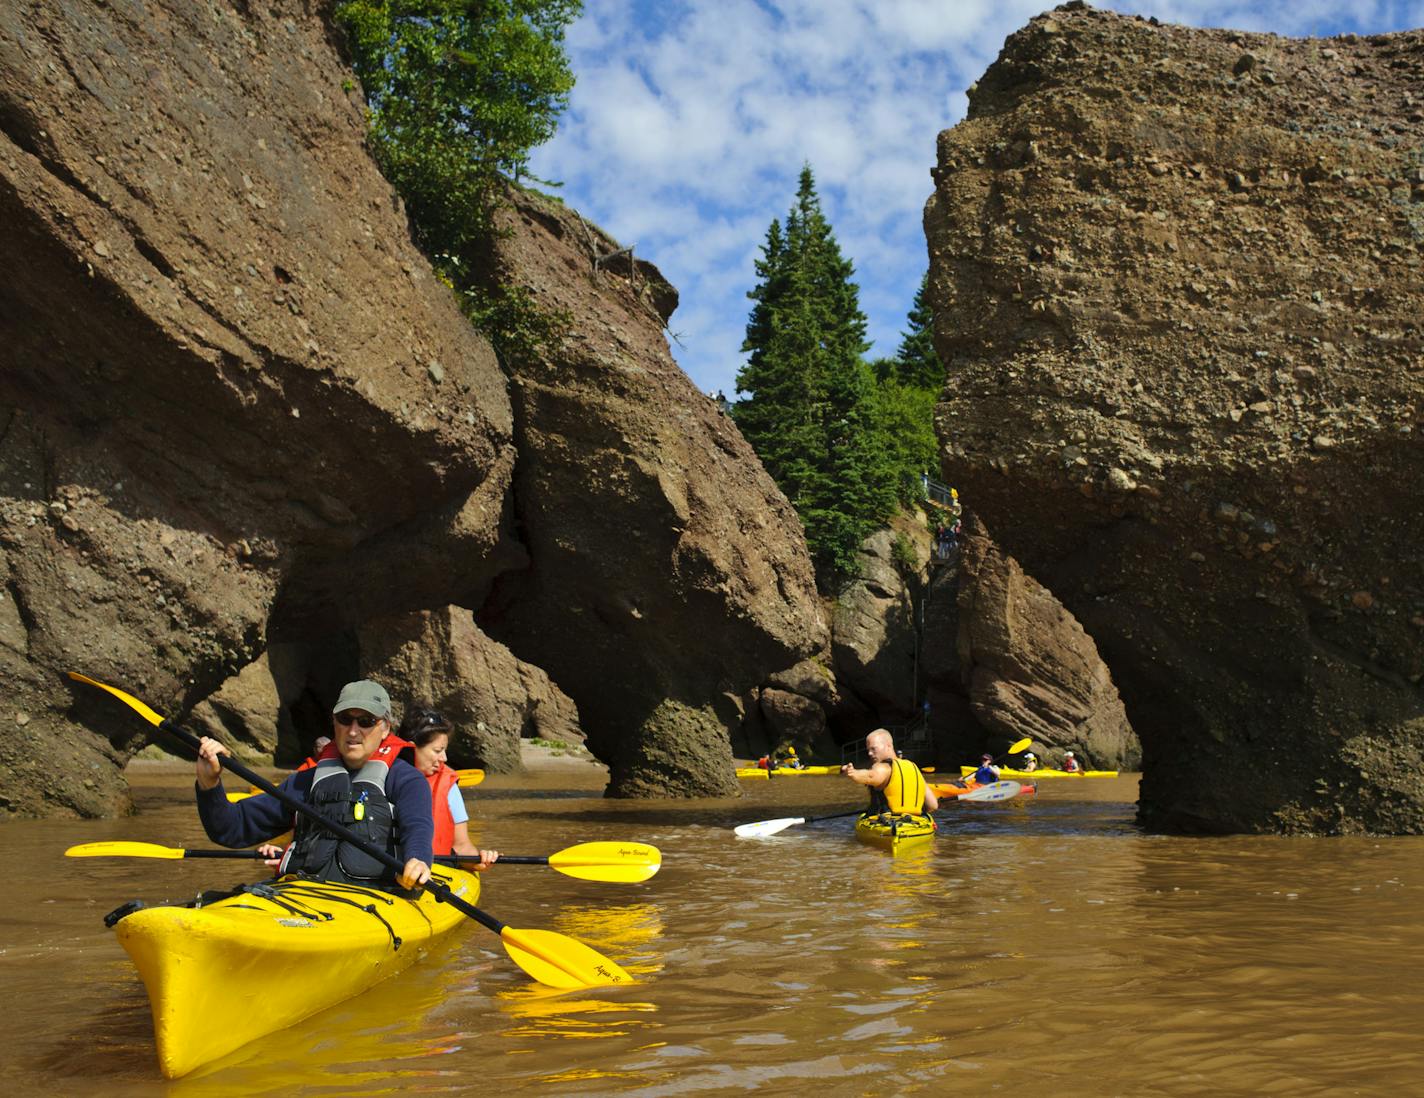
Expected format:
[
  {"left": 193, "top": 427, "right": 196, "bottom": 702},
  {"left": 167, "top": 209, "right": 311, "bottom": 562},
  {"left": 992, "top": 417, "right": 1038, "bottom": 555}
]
[{"left": 841, "top": 728, "right": 938, "bottom": 817}]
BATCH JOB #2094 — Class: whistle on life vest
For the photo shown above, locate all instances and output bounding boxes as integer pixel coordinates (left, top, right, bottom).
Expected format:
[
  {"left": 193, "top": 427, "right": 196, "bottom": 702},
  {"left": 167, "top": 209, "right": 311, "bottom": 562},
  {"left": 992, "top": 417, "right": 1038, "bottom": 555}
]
[{"left": 353, "top": 790, "right": 368, "bottom": 822}]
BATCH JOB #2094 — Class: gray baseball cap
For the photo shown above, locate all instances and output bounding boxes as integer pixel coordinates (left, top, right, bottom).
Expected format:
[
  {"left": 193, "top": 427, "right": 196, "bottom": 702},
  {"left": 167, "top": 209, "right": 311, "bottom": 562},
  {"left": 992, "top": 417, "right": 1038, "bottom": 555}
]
[{"left": 332, "top": 680, "right": 392, "bottom": 719}]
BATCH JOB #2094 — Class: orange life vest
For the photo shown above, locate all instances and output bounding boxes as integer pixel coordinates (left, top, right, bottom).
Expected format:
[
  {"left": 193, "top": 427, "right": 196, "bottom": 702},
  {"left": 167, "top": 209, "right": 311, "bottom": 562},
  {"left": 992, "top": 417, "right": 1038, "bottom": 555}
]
[{"left": 426, "top": 763, "right": 459, "bottom": 856}]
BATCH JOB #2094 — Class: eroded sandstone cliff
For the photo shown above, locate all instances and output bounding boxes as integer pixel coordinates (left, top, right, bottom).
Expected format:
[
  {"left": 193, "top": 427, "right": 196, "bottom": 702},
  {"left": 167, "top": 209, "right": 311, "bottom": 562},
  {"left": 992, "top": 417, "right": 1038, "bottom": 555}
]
[
  {"left": 0, "top": 0, "right": 512, "bottom": 815},
  {"left": 926, "top": 3, "right": 1424, "bottom": 832},
  {"left": 476, "top": 189, "right": 827, "bottom": 797}
]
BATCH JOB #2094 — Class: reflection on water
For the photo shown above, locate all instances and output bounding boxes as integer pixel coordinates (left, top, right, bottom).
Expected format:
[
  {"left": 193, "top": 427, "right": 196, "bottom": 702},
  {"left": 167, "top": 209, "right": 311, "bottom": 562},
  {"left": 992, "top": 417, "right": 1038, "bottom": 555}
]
[
  {"left": 2, "top": 767, "right": 1422, "bottom": 1096},
  {"left": 498, "top": 901, "right": 663, "bottom": 1058}
]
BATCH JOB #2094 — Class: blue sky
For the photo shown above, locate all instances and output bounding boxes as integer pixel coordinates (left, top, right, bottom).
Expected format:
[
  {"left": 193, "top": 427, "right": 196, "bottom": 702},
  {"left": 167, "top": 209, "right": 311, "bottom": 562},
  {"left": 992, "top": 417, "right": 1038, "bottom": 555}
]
[{"left": 529, "top": 1, "right": 1424, "bottom": 397}]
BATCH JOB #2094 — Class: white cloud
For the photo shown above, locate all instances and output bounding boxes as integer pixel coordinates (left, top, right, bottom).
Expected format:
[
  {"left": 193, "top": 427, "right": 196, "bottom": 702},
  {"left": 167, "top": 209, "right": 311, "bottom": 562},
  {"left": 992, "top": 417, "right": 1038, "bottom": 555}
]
[{"left": 531, "top": 0, "right": 1424, "bottom": 395}]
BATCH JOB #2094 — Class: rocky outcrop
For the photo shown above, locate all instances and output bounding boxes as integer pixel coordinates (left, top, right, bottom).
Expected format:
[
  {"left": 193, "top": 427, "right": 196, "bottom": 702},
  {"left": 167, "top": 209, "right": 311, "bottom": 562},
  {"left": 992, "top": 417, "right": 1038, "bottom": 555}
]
[
  {"left": 757, "top": 687, "right": 828, "bottom": 753},
  {"left": 604, "top": 699, "right": 739, "bottom": 798},
  {"left": 360, "top": 606, "right": 581, "bottom": 773},
  {"left": 186, "top": 653, "right": 282, "bottom": 761},
  {"left": 918, "top": 516, "right": 1137, "bottom": 770},
  {"left": 956, "top": 515, "right": 1139, "bottom": 768},
  {"left": 476, "top": 188, "right": 827, "bottom": 795},
  {"left": 0, "top": 0, "right": 513, "bottom": 816},
  {"left": 925, "top": 3, "right": 1424, "bottom": 831},
  {"left": 830, "top": 522, "right": 929, "bottom": 719}
]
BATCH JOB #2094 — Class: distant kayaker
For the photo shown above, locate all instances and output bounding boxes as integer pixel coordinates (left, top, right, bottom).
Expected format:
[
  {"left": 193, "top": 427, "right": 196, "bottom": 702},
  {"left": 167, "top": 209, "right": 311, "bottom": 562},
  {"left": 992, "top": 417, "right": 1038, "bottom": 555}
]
[
  {"left": 194, "top": 680, "right": 434, "bottom": 890},
  {"left": 400, "top": 706, "right": 499, "bottom": 866},
  {"left": 1020, "top": 751, "right": 1039, "bottom": 773},
  {"left": 781, "top": 746, "right": 806, "bottom": 770},
  {"left": 972, "top": 753, "right": 1000, "bottom": 784},
  {"left": 1062, "top": 751, "right": 1082, "bottom": 773},
  {"left": 841, "top": 728, "right": 938, "bottom": 816}
]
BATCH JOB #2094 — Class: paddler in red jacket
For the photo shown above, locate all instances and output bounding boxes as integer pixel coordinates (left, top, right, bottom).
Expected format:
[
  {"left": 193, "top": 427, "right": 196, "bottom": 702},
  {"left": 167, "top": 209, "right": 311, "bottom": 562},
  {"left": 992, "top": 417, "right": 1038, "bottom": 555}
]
[{"left": 398, "top": 707, "right": 499, "bottom": 866}]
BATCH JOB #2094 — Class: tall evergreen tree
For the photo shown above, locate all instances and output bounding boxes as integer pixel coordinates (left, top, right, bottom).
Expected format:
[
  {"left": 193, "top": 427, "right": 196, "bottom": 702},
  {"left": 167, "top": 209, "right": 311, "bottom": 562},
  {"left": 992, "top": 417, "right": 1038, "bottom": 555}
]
[
  {"left": 733, "top": 166, "right": 894, "bottom": 581},
  {"left": 893, "top": 272, "right": 944, "bottom": 390}
]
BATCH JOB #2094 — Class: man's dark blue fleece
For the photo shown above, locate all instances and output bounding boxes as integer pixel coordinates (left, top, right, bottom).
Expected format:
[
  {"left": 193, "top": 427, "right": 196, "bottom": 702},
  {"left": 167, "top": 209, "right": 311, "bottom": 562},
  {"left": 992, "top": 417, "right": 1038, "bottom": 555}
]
[{"left": 195, "top": 760, "right": 435, "bottom": 869}]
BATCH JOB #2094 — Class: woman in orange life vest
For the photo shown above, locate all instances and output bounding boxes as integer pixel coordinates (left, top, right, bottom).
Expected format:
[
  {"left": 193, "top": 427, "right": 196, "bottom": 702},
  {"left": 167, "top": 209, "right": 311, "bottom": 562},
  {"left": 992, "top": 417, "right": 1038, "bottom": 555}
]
[{"left": 399, "top": 707, "right": 499, "bottom": 866}]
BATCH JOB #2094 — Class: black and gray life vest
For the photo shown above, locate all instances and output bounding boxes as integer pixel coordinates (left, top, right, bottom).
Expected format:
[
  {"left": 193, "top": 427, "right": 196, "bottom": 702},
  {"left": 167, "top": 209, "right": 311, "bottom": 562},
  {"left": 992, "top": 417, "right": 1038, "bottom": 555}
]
[{"left": 280, "top": 753, "right": 403, "bottom": 884}]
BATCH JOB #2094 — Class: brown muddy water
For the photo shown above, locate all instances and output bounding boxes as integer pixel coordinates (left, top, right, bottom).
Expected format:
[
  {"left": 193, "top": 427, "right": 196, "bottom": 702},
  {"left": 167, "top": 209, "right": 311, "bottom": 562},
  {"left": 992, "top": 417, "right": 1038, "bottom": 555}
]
[{"left": 2, "top": 762, "right": 1421, "bottom": 1096}]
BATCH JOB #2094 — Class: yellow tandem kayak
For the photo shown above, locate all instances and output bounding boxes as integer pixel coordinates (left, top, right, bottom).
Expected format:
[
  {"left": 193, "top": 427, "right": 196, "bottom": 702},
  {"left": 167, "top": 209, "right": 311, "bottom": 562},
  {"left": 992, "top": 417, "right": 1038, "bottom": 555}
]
[
  {"left": 959, "top": 766, "right": 1118, "bottom": 779},
  {"left": 853, "top": 812, "right": 937, "bottom": 855},
  {"left": 111, "top": 866, "right": 479, "bottom": 1078}
]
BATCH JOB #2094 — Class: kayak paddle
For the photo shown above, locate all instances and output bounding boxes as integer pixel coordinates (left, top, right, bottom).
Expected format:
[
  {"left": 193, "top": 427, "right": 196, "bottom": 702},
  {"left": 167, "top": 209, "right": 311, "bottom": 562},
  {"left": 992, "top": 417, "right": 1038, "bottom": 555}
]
[
  {"left": 956, "top": 779, "right": 1023, "bottom": 802},
  {"left": 446, "top": 841, "right": 661, "bottom": 883},
  {"left": 67, "top": 841, "right": 268, "bottom": 860},
  {"left": 66, "top": 672, "right": 634, "bottom": 989},
  {"left": 65, "top": 838, "right": 662, "bottom": 883},
  {"left": 979, "top": 737, "right": 1032, "bottom": 770},
  {"left": 734, "top": 808, "right": 864, "bottom": 839},
  {"left": 455, "top": 768, "right": 485, "bottom": 788}
]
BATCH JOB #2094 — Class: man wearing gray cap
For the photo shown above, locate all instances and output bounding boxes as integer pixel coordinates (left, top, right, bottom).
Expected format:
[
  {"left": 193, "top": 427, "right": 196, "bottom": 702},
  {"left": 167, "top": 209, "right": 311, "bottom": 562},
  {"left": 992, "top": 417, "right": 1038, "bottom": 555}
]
[{"left": 194, "top": 679, "right": 434, "bottom": 889}]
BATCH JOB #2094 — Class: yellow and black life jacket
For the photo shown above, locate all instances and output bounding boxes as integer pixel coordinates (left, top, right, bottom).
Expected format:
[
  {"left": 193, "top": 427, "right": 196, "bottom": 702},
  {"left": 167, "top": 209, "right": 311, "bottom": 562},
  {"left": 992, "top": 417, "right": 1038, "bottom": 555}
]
[{"left": 867, "top": 757, "right": 928, "bottom": 816}]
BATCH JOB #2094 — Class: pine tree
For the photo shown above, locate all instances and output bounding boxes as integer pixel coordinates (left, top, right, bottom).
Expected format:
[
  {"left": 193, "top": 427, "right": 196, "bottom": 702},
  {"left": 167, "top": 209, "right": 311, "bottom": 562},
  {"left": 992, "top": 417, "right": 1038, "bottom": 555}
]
[
  {"left": 733, "top": 165, "right": 892, "bottom": 582},
  {"left": 894, "top": 272, "right": 943, "bottom": 390}
]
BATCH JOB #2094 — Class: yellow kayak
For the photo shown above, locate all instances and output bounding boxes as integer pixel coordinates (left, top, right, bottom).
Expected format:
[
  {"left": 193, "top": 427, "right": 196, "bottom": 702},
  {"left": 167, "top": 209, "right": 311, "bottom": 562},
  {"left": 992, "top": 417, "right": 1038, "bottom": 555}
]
[
  {"left": 959, "top": 766, "right": 1118, "bottom": 779},
  {"left": 112, "top": 866, "right": 479, "bottom": 1078},
  {"left": 854, "top": 812, "right": 936, "bottom": 855},
  {"left": 735, "top": 765, "right": 838, "bottom": 778}
]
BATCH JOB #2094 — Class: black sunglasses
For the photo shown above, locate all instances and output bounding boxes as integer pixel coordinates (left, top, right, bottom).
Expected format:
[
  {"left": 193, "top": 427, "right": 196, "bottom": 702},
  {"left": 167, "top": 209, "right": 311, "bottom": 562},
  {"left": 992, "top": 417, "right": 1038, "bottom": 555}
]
[{"left": 333, "top": 711, "right": 383, "bottom": 729}]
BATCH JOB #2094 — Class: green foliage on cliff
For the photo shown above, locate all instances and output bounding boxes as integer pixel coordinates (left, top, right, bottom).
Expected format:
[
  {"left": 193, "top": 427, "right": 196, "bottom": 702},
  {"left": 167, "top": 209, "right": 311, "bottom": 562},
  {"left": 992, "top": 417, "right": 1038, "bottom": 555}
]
[
  {"left": 733, "top": 167, "right": 942, "bottom": 583},
  {"left": 334, "top": 0, "right": 579, "bottom": 354}
]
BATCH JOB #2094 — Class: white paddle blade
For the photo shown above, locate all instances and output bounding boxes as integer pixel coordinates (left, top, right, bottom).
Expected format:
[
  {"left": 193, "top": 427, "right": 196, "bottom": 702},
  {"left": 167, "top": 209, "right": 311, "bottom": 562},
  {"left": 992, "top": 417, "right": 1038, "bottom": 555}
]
[
  {"left": 734, "top": 817, "right": 806, "bottom": 838},
  {"left": 960, "top": 780, "right": 1022, "bottom": 802}
]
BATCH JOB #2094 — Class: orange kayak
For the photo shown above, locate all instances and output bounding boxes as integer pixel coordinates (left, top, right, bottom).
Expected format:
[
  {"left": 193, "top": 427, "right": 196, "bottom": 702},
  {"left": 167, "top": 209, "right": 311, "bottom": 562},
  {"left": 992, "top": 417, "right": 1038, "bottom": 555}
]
[{"left": 932, "top": 780, "right": 1037, "bottom": 799}]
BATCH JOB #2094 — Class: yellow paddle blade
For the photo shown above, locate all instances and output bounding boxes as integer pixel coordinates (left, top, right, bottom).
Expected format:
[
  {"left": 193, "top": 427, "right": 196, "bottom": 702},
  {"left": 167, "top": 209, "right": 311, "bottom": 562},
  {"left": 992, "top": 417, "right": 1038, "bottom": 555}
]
[
  {"left": 456, "top": 768, "right": 485, "bottom": 788},
  {"left": 226, "top": 790, "right": 261, "bottom": 803},
  {"left": 547, "top": 842, "right": 661, "bottom": 884},
  {"left": 1008, "top": 737, "right": 1032, "bottom": 754},
  {"left": 66, "top": 671, "right": 166, "bottom": 726},
  {"left": 65, "top": 841, "right": 185, "bottom": 860},
  {"left": 500, "top": 926, "right": 635, "bottom": 989}
]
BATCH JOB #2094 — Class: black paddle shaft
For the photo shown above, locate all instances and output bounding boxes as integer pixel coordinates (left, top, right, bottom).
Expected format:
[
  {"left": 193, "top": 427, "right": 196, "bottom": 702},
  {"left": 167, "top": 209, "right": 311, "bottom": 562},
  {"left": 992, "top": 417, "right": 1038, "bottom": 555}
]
[
  {"left": 806, "top": 809, "right": 864, "bottom": 826},
  {"left": 157, "top": 718, "right": 506, "bottom": 934}
]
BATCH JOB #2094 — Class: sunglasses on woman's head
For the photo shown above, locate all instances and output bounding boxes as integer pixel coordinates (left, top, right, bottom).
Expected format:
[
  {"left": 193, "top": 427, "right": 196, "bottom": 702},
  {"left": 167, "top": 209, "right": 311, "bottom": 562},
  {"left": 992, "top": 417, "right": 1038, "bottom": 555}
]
[{"left": 334, "top": 711, "right": 382, "bottom": 729}]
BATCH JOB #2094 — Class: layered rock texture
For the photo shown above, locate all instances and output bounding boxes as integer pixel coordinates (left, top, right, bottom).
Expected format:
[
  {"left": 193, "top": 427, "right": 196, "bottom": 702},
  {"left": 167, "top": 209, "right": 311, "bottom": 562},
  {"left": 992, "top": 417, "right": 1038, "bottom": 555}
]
[
  {"left": 831, "top": 523, "right": 927, "bottom": 719},
  {"left": 477, "top": 189, "right": 826, "bottom": 798},
  {"left": 360, "top": 607, "right": 582, "bottom": 774},
  {"left": 0, "top": 0, "right": 510, "bottom": 816},
  {"left": 0, "top": 1, "right": 825, "bottom": 815},
  {"left": 937, "top": 515, "right": 1138, "bottom": 770},
  {"left": 926, "top": 3, "right": 1424, "bottom": 832}
]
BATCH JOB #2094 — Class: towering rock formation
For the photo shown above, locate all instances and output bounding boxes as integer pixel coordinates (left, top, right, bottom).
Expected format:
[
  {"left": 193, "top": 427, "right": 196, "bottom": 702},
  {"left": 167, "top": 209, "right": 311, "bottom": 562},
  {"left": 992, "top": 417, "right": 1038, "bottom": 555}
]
[
  {"left": 926, "top": 3, "right": 1424, "bottom": 832},
  {"left": 0, "top": 0, "right": 512, "bottom": 815},
  {"left": 477, "top": 190, "right": 826, "bottom": 798}
]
